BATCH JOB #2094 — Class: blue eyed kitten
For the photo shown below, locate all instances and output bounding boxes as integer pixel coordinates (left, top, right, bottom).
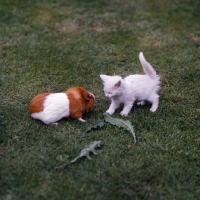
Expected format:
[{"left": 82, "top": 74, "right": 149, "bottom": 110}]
[{"left": 100, "top": 52, "right": 160, "bottom": 116}]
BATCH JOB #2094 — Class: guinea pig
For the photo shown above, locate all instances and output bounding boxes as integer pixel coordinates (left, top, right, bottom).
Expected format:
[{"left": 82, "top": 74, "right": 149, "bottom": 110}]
[{"left": 29, "top": 86, "right": 95, "bottom": 125}]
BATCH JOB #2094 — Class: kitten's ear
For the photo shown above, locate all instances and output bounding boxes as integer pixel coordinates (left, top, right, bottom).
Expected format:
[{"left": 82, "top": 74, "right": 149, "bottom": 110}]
[
  {"left": 100, "top": 75, "right": 110, "bottom": 82},
  {"left": 114, "top": 80, "right": 121, "bottom": 88}
]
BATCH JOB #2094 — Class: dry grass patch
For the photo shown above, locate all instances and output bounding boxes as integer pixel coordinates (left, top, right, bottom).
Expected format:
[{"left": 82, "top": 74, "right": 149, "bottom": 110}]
[
  {"left": 55, "top": 20, "right": 78, "bottom": 33},
  {"left": 139, "top": 30, "right": 180, "bottom": 47},
  {"left": 186, "top": 32, "right": 200, "bottom": 43}
]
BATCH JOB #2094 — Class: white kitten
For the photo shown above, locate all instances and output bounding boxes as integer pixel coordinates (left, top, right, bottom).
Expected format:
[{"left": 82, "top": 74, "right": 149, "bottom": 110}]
[{"left": 100, "top": 52, "right": 160, "bottom": 116}]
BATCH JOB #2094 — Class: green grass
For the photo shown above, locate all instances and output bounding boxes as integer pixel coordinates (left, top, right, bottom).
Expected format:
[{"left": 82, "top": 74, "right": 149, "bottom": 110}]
[{"left": 0, "top": 0, "right": 200, "bottom": 199}]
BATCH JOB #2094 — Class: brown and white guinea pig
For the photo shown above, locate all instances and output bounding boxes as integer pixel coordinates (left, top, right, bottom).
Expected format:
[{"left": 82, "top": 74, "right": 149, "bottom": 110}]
[{"left": 29, "top": 86, "right": 95, "bottom": 125}]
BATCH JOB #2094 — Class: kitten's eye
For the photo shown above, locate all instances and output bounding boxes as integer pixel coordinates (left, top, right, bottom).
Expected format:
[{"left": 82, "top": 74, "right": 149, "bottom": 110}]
[{"left": 104, "top": 90, "right": 112, "bottom": 95}]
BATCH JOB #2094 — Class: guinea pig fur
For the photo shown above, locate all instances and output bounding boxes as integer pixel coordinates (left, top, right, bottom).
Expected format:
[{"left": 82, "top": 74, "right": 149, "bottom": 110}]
[{"left": 29, "top": 86, "right": 95, "bottom": 125}]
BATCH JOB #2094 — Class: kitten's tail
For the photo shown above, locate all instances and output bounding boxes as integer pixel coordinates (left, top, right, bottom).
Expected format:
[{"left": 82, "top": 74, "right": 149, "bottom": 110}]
[{"left": 139, "top": 52, "right": 158, "bottom": 80}]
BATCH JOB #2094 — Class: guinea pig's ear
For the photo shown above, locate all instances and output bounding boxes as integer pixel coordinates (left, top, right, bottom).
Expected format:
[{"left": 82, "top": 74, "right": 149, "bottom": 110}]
[
  {"left": 86, "top": 93, "right": 93, "bottom": 101},
  {"left": 82, "top": 90, "right": 94, "bottom": 101}
]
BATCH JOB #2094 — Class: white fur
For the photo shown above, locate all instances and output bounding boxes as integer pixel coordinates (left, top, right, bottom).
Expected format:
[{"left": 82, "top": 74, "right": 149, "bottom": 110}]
[
  {"left": 100, "top": 52, "right": 160, "bottom": 116},
  {"left": 31, "top": 93, "right": 70, "bottom": 125}
]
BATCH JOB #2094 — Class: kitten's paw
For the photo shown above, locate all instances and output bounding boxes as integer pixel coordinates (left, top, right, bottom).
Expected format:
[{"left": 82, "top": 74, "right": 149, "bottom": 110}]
[
  {"left": 137, "top": 101, "right": 146, "bottom": 106},
  {"left": 150, "top": 108, "right": 157, "bottom": 112},
  {"left": 106, "top": 110, "right": 114, "bottom": 115},
  {"left": 120, "top": 111, "right": 128, "bottom": 117}
]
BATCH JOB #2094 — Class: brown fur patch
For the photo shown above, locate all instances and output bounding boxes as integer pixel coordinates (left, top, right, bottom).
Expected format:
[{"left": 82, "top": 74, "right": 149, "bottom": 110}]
[
  {"left": 29, "top": 93, "right": 50, "bottom": 114},
  {"left": 64, "top": 87, "right": 95, "bottom": 119}
]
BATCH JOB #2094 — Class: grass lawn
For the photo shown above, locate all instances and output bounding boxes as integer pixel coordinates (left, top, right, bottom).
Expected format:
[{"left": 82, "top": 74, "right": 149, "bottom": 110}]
[{"left": 0, "top": 0, "right": 200, "bottom": 199}]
